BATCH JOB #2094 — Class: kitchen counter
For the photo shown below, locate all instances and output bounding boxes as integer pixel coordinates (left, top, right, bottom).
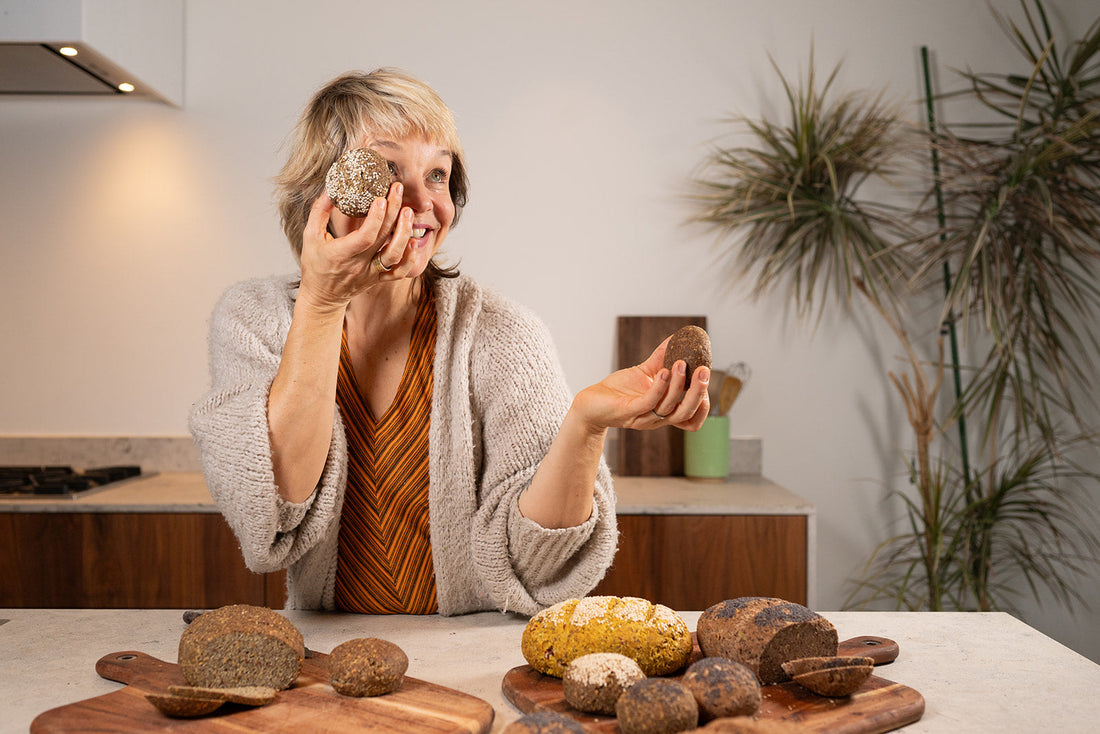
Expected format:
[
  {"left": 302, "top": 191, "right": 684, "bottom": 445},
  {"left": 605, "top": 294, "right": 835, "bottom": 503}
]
[{"left": 2, "top": 609, "right": 1097, "bottom": 733}]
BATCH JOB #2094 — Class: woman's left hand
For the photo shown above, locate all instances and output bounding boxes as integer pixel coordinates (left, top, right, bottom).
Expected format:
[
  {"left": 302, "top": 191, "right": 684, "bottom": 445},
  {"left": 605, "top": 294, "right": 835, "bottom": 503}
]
[{"left": 574, "top": 337, "right": 710, "bottom": 433}]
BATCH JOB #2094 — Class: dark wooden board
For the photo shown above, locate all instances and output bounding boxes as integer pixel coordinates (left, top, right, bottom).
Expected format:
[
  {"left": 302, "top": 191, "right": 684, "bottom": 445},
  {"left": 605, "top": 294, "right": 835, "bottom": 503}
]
[
  {"left": 615, "top": 316, "right": 707, "bottom": 476},
  {"left": 501, "top": 636, "right": 922, "bottom": 734},
  {"left": 31, "top": 650, "right": 494, "bottom": 734}
]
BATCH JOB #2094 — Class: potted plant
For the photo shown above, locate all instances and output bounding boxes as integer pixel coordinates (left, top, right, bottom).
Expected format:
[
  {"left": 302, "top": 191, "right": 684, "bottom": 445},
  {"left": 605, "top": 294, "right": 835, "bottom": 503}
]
[{"left": 691, "top": 0, "right": 1100, "bottom": 614}]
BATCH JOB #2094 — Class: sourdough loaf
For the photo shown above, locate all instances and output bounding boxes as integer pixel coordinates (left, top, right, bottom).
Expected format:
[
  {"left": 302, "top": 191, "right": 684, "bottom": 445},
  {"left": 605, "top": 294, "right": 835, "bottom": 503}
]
[
  {"left": 177, "top": 604, "right": 304, "bottom": 690},
  {"left": 521, "top": 596, "right": 693, "bottom": 677},
  {"left": 696, "top": 597, "right": 838, "bottom": 685}
]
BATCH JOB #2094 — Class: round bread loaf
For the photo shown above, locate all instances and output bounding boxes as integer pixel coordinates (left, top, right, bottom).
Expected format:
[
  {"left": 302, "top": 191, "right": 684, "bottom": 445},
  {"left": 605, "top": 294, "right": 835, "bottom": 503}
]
[
  {"left": 502, "top": 710, "right": 588, "bottom": 734},
  {"left": 681, "top": 657, "right": 761, "bottom": 720},
  {"left": 521, "top": 596, "right": 693, "bottom": 677},
  {"left": 696, "top": 598, "right": 838, "bottom": 685},
  {"left": 615, "top": 678, "right": 698, "bottom": 734},
  {"left": 663, "top": 325, "right": 711, "bottom": 388},
  {"left": 177, "top": 604, "right": 304, "bottom": 690},
  {"left": 563, "top": 652, "right": 646, "bottom": 715},
  {"left": 325, "top": 147, "right": 392, "bottom": 216},
  {"left": 328, "top": 637, "right": 408, "bottom": 697}
]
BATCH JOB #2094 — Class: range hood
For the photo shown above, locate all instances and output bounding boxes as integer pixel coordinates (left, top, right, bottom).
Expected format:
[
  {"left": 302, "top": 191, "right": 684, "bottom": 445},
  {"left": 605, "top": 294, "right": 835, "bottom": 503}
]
[{"left": 0, "top": 0, "right": 183, "bottom": 106}]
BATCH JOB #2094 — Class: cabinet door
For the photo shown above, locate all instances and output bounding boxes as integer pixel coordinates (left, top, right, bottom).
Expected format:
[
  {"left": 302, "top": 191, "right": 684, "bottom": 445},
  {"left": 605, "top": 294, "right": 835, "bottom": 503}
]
[
  {"left": 0, "top": 512, "right": 286, "bottom": 608},
  {"left": 592, "top": 514, "right": 807, "bottom": 609}
]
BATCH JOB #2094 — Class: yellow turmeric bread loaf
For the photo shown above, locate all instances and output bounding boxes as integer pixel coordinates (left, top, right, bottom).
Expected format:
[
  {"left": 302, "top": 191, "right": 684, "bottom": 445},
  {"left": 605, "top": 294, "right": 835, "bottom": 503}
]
[{"left": 521, "top": 596, "right": 693, "bottom": 677}]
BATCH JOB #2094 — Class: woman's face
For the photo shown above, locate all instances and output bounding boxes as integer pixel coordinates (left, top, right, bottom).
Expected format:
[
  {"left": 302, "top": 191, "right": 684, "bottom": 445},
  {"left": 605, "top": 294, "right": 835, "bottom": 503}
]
[{"left": 329, "top": 132, "right": 456, "bottom": 276}]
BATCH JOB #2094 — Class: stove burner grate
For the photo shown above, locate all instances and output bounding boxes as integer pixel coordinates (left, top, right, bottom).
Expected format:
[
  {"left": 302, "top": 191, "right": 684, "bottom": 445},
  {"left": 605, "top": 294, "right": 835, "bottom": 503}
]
[{"left": 0, "top": 465, "right": 142, "bottom": 496}]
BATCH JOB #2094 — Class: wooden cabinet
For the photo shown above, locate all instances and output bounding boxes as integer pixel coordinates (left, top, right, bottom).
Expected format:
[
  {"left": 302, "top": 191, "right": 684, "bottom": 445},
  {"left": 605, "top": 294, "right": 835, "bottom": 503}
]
[
  {"left": 0, "top": 511, "right": 286, "bottom": 609},
  {"left": 590, "top": 475, "right": 813, "bottom": 610}
]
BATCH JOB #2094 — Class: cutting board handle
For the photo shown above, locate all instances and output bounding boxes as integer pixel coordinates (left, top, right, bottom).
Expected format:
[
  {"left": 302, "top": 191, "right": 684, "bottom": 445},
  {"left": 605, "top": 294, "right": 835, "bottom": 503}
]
[
  {"left": 838, "top": 636, "right": 899, "bottom": 665},
  {"left": 95, "top": 651, "right": 183, "bottom": 690}
]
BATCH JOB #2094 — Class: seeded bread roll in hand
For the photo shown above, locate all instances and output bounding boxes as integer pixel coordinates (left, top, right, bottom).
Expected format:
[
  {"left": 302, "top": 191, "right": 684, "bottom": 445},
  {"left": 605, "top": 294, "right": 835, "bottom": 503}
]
[
  {"left": 663, "top": 326, "right": 711, "bottom": 388},
  {"left": 325, "top": 147, "right": 392, "bottom": 216}
]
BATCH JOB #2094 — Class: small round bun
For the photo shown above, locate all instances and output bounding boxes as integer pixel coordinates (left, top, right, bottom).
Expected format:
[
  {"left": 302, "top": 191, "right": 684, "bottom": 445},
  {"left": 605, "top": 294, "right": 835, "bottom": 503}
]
[
  {"left": 326, "top": 147, "right": 392, "bottom": 216},
  {"left": 327, "top": 637, "right": 408, "bottom": 697},
  {"left": 615, "top": 678, "right": 698, "bottom": 734},
  {"left": 563, "top": 652, "right": 645, "bottom": 715},
  {"left": 682, "top": 657, "right": 761, "bottom": 720},
  {"left": 502, "top": 710, "right": 587, "bottom": 734},
  {"left": 663, "top": 326, "right": 711, "bottom": 388}
]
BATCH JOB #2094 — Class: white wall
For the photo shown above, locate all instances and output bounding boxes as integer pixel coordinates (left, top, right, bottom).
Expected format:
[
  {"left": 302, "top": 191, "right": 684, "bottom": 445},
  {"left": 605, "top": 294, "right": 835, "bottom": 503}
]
[{"left": 2, "top": 0, "right": 1097, "bottom": 661}]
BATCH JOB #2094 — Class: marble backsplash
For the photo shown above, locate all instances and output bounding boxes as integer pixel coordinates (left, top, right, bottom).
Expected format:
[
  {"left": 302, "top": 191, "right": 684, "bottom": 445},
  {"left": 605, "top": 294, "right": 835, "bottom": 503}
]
[{"left": 0, "top": 436, "right": 200, "bottom": 472}]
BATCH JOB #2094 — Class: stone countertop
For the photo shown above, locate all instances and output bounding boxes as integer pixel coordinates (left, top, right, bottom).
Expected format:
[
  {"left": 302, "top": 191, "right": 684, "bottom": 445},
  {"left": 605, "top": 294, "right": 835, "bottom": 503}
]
[
  {"left": 0, "top": 472, "right": 218, "bottom": 513},
  {"left": 0, "top": 472, "right": 812, "bottom": 516},
  {"left": 2, "top": 609, "right": 1097, "bottom": 733}
]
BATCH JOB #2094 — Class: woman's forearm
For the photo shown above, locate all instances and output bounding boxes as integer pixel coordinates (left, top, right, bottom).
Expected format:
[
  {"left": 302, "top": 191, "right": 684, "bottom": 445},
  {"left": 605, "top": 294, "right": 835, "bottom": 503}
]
[
  {"left": 519, "top": 392, "right": 608, "bottom": 529},
  {"left": 267, "top": 297, "right": 346, "bottom": 504}
]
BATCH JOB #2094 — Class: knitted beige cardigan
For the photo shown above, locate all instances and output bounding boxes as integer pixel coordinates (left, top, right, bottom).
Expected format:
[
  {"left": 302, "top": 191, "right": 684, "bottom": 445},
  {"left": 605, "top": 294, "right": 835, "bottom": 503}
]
[{"left": 189, "top": 273, "right": 617, "bottom": 616}]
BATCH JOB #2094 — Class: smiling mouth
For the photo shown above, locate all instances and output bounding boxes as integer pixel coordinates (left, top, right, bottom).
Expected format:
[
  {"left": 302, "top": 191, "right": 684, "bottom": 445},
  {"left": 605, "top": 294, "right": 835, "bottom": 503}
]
[{"left": 411, "top": 227, "right": 428, "bottom": 239}]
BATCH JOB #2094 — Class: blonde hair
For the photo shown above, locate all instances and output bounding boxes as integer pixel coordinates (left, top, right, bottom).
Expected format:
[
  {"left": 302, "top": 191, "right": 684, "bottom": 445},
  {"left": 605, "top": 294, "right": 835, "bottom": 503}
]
[{"left": 274, "top": 68, "right": 468, "bottom": 272}]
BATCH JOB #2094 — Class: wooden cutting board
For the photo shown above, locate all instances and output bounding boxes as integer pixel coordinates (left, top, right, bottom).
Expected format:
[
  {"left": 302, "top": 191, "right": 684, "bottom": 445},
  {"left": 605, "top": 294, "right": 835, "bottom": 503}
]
[
  {"left": 31, "top": 650, "right": 494, "bottom": 733},
  {"left": 502, "top": 637, "right": 924, "bottom": 734},
  {"left": 616, "top": 315, "right": 707, "bottom": 476}
]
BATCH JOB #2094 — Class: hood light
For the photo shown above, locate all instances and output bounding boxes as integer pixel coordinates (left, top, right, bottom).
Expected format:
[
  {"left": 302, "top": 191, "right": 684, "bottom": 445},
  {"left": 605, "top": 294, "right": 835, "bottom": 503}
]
[
  {"left": 59, "top": 46, "right": 79, "bottom": 57},
  {"left": 118, "top": 82, "right": 135, "bottom": 93}
]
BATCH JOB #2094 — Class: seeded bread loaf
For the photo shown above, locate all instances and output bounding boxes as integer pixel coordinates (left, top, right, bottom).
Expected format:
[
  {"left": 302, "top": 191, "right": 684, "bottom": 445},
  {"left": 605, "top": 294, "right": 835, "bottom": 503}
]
[
  {"left": 696, "top": 598, "right": 838, "bottom": 685},
  {"left": 522, "top": 596, "right": 693, "bottom": 677},
  {"left": 177, "top": 604, "right": 304, "bottom": 690},
  {"left": 562, "top": 652, "right": 646, "bottom": 715}
]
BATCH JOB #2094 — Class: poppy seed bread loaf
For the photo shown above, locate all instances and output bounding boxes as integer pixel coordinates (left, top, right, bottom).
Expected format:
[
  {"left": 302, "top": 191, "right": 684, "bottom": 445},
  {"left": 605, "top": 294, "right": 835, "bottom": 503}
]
[
  {"left": 177, "top": 604, "right": 304, "bottom": 690},
  {"left": 521, "top": 596, "right": 693, "bottom": 677},
  {"left": 696, "top": 598, "right": 838, "bottom": 685},
  {"left": 326, "top": 147, "right": 392, "bottom": 216}
]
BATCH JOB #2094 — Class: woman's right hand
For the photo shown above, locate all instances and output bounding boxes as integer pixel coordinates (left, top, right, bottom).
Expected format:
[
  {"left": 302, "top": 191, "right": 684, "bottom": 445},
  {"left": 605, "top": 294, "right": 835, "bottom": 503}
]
[{"left": 296, "top": 181, "right": 411, "bottom": 312}]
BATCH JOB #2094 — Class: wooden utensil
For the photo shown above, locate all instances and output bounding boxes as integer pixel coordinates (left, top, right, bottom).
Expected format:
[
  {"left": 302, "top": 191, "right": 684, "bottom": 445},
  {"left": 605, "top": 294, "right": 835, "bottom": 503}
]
[
  {"left": 501, "top": 636, "right": 922, "bottom": 734},
  {"left": 31, "top": 650, "right": 494, "bottom": 734},
  {"left": 718, "top": 375, "right": 743, "bottom": 415}
]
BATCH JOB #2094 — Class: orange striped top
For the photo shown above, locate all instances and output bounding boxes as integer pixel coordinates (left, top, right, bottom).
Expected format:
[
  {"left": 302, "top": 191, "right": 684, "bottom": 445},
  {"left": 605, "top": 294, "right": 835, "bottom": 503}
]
[{"left": 333, "top": 284, "right": 438, "bottom": 614}]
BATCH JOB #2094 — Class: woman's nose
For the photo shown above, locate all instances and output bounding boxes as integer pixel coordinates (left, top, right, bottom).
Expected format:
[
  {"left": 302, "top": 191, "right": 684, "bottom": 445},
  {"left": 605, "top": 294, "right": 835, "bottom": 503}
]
[{"left": 399, "top": 178, "right": 432, "bottom": 213}]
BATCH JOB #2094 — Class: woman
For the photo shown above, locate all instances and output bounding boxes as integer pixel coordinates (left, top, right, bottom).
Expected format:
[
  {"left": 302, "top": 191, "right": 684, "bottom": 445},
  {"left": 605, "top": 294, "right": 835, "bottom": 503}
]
[{"left": 189, "top": 68, "right": 710, "bottom": 616}]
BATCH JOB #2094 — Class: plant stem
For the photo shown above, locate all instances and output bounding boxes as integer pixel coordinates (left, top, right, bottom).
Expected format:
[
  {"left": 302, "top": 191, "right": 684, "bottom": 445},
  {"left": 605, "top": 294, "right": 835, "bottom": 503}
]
[{"left": 921, "top": 46, "right": 972, "bottom": 489}]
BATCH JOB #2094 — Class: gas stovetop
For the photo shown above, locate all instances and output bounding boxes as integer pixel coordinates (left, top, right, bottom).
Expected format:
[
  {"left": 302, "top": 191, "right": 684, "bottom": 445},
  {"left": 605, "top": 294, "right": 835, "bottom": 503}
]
[{"left": 0, "top": 465, "right": 142, "bottom": 497}]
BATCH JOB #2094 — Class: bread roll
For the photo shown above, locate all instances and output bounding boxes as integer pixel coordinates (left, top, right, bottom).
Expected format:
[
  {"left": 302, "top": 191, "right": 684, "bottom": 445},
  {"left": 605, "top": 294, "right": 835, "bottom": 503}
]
[
  {"left": 562, "top": 652, "right": 645, "bottom": 715},
  {"left": 521, "top": 596, "right": 693, "bottom": 677},
  {"left": 328, "top": 637, "right": 408, "bottom": 697},
  {"left": 615, "top": 678, "right": 698, "bottom": 734},
  {"left": 681, "top": 657, "right": 760, "bottom": 720},
  {"left": 177, "top": 604, "right": 304, "bottom": 690},
  {"left": 663, "top": 326, "right": 711, "bottom": 388},
  {"left": 696, "top": 598, "right": 837, "bottom": 685},
  {"left": 325, "top": 147, "right": 392, "bottom": 216}
]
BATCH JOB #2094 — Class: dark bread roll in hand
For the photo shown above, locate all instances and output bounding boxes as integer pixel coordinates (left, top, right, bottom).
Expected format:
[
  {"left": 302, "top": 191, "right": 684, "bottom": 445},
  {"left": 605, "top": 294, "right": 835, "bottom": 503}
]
[
  {"left": 325, "top": 147, "right": 392, "bottom": 216},
  {"left": 663, "top": 326, "right": 711, "bottom": 388}
]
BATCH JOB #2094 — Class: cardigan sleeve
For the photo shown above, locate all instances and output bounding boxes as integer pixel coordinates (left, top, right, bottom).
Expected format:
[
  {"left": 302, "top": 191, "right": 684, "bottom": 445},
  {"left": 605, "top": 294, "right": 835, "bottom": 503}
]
[
  {"left": 467, "top": 295, "right": 618, "bottom": 612},
  {"left": 187, "top": 277, "right": 346, "bottom": 575}
]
